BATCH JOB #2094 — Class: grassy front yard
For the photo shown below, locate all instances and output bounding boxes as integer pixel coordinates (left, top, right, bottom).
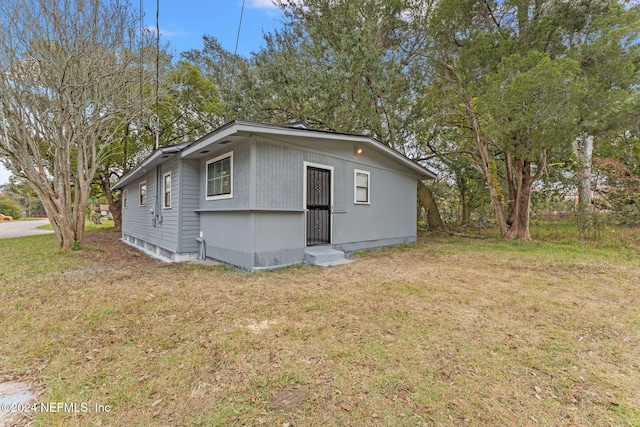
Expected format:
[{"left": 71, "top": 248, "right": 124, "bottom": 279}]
[{"left": 1, "top": 226, "right": 639, "bottom": 426}]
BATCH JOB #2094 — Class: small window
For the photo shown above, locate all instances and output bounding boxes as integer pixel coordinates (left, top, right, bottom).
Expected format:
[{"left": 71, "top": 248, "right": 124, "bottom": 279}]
[
  {"left": 163, "top": 172, "right": 171, "bottom": 208},
  {"left": 354, "top": 169, "right": 370, "bottom": 204},
  {"left": 139, "top": 181, "right": 147, "bottom": 206},
  {"left": 206, "top": 152, "right": 233, "bottom": 200},
  {"left": 122, "top": 189, "right": 128, "bottom": 208}
]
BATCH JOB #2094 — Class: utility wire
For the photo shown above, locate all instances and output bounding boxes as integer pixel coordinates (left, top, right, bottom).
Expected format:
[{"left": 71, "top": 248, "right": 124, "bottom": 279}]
[
  {"left": 154, "top": 0, "right": 160, "bottom": 149},
  {"left": 229, "top": 0, "right": 246, "bottom": 98},
  {"left": 139, "top": 0, "right": 144, "bottom": 130}
]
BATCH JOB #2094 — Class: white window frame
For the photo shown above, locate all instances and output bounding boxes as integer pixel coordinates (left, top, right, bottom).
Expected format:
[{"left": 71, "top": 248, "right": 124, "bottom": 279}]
[
  {"left": 205, "top": 151, "right": 233, "bottom": 201},
  {"left": 162, "top": 172, "right": 172, "bottom": 209},
  {"left": 354, "top": 169, "right": 370, "bottom": 204},
  {"left": 139, "top": 181, "right": 147, "bottom": 206},
  {"left": 122, "top": 189, "right": 128, "bottom": 209}
]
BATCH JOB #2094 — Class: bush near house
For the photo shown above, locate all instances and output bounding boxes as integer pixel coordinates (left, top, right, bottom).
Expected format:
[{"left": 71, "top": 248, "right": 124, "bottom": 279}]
[{"left": 0, "top": 194, "right": 21, "bottom": 220}]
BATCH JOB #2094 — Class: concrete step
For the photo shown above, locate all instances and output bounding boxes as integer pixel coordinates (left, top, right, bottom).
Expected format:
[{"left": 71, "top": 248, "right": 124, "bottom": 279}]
[{"left": 304, "top": 246, "right": 352, "bottom": 267}]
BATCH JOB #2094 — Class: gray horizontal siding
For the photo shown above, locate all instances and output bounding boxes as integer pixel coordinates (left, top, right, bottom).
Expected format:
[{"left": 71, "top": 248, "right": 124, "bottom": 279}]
[
  {"left": 179, "top": 159, "right": 201, "bottom": 253},
  {"left": 121, "top": 171, "right": 156, "bottom": 244},
  {"left": 121, "top": 158, "right": 179, "bottom": 253},
  {"left": 157, "top": 159, "right": 179, "bottom": 249}
]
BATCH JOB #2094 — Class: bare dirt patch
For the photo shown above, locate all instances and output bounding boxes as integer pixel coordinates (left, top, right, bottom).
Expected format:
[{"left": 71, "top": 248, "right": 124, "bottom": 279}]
[{"left": 272, "top": 384, "right": 307, "bottom": 410}]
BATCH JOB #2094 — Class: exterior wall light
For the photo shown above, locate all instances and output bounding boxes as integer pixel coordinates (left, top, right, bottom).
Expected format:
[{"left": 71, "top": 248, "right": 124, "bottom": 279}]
[{"left": 354, "top": 147, "right": 363, "bottom": 155}]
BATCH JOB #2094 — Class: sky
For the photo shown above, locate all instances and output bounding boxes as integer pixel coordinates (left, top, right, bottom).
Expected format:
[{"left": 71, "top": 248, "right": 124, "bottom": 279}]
[
  {"left": 0, "top": 0, "right": 285, "bottom": 186},
  {"left": 145, "top": 0, "right": 285, "bottom": 57}
]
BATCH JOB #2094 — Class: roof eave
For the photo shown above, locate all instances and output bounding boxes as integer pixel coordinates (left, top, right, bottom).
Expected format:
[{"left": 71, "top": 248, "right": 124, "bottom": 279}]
[
  {"left": 114, "top": 120, "right": 437, "bottom": 190},
  {"left": 222, "top": 121, "right": 438, "bottom": 178},
  {"left": 112, "top": 144, "right": 189, "bottom": 191}
]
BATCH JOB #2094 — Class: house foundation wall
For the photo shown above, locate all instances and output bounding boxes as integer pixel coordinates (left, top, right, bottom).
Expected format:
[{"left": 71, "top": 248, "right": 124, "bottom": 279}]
[
  {"left": 199, "top": 210, "right": 306, "bottom": 271},
  {"left": 332, "top": 235, "right": 416, "bottom": 254},
  {"left": 121, "top": 233, "right": 198, "bottom": 262}
]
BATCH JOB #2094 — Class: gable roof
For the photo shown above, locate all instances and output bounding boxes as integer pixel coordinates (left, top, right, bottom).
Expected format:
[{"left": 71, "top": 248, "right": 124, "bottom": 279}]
[{"left": 113, "top": 120, "right": 436, "bottom": 191}]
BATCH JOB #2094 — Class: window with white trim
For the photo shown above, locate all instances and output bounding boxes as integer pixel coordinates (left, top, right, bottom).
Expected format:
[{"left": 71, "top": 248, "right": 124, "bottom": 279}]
[
  {"left": 139, "top": 181, "right": 147, "bottom": 206},
  {"left": 162, "top": 172, "right": 171, "bottom": 208},
  {"left": 206, "top": 152, "right": 233, "bottom": 200},
  {"left": 122, "top": 189, "right": 128, "bottom": 208},
  {"left": 354, "top": 169, "right": 370, "bottom": 204}
]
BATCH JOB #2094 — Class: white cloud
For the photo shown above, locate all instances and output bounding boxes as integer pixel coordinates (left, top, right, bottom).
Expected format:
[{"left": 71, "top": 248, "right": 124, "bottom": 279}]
[{"left": 246, "top": 0, "right": 278, "bottom": 9}]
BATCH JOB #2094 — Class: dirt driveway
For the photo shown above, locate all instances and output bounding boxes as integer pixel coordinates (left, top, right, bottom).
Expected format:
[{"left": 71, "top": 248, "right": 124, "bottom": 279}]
[{"left": 0, "top": 219, "right": 54, "bottom": 238}]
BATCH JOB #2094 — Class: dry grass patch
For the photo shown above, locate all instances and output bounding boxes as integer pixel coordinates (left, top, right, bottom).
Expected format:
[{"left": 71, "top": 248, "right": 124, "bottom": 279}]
[{"left": 1, "top": 228, "right": 639, "bottom": 426}]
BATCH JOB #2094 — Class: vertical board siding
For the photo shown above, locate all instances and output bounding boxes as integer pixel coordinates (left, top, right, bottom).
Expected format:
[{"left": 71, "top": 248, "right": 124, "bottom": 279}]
[
  {"left": 254, "top": 141, "right": 349, "bottom": 211},
  {"left": 255, "top": 142, "right": 302, "bottom": 210},
  {"left": 303, "top": 150, "right": 348, "bottom": 211},
  {"left": 199, "top": 140, "right": 250, "bottom": 210},
  {"left": 254, "top": 140, "right": 420, "bottom": 247}
]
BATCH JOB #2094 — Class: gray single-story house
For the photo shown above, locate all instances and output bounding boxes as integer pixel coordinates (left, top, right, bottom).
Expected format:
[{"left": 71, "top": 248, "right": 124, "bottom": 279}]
[{"left": 112, "top": 120, "right": 436, "bottom": 270}]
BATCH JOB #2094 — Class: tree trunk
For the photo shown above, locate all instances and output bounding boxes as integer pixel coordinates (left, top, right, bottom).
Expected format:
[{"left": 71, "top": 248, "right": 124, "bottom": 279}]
[
  {"left": 505, "top": 152, "right": 518, "bottom": 227},
  {"left": 100, "top": 172, "right": 122, "bottom": 229},
  {"left": 505, "top": 159, "right": 533, "bottom": 240},
  {"left": 30, "top": 183, "right": 76, "bottom": 249},
  {"left": 456, "top": 175, "right": 471, "bottom": 226},
  {"left": 111, "top": 197, "right": 122, "bottom": 230},
  {"left": 573, "top": 133, "right": 594, "bottom": 208},
  {"left": 417, "top": 181, "right": 445, "bottom": 231},
  {"left": 466, "top": 106, "right": 509, "bottom": 237},
  {"left": 504, "top": 154, "right": 547, "bottom": 241},
  {"left": 442, "top": 61, "right": 510, "bottom": 237}
]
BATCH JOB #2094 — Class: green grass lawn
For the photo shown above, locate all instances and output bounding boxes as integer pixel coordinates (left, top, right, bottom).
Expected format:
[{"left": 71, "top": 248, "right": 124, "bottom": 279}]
[
  {"left": 1, "top": 223, "right": 639, "bottom": 426},
  {"left": 36, "top": 219, "right": 115, "bottom": 231}
]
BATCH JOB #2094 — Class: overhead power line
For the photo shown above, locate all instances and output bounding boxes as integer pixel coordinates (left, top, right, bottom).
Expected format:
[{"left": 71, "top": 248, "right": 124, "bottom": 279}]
[
  {"left": 229, "top": 0, "right": 246, "bottom": 97},
  {"left": 154, "top": 0, "right": 160, "bottom": 149}
]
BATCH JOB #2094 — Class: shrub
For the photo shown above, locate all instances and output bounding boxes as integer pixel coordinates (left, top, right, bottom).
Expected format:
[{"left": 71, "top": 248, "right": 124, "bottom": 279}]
[
  {"left": 594, "top": 157, "right": 640, "bottom": 226},
  {"left": 0, "top": 194, "right": 21, "bottom": 219}
]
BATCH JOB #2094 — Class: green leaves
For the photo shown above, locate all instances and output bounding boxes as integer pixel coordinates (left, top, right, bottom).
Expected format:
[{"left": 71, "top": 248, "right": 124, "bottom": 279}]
[
  {"left": 480, "top": 51, "right": 582, "bottom": 160},
  {"left": 160, "top": 61, "right": 224, "bottom": 144}
]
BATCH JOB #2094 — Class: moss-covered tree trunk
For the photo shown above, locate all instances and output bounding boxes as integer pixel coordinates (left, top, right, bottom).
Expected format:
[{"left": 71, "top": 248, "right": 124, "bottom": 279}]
[{"left": 417, "top": 181, "right": 445, "bottom": 231}]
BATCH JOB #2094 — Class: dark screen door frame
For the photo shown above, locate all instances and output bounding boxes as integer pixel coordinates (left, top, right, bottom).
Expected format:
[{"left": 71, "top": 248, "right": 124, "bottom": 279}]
[{"left": 303, "top": 162, "right": 333, "bottom": 246}]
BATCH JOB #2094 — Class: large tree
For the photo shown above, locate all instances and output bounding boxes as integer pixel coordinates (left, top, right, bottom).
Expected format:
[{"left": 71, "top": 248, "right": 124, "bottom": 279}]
[
  {"left": 422, "top": 0, "right": 639, "bottom": 240},
  {"left": 182, "top": 35, "right": 250, "bottom": 122},
  {"left": 95, "top": 59, "right": 224, "bottom": 229},
  {"left": 0, "top": 0, "right": 148, "bottom": 248},
  {"left": 564, "top": 1, "right": 640, "bottom": 210}
]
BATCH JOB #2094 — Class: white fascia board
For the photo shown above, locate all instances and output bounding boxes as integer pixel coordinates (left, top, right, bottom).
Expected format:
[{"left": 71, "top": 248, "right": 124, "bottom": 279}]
[
  {"left": 235, "top": 121, "right": 368, "bottom": 142},
  {"left": 364, "top": 140, "right": 438, "bottom": 179},
  {"left": 233, "top": 122, "right": 435, "bottom": 177},
  {"left": 112, "top": 150, "right": 164, "bottom": 191},
  {"left": 181, "top": 125, "right": 240, "bottom": 158}
]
